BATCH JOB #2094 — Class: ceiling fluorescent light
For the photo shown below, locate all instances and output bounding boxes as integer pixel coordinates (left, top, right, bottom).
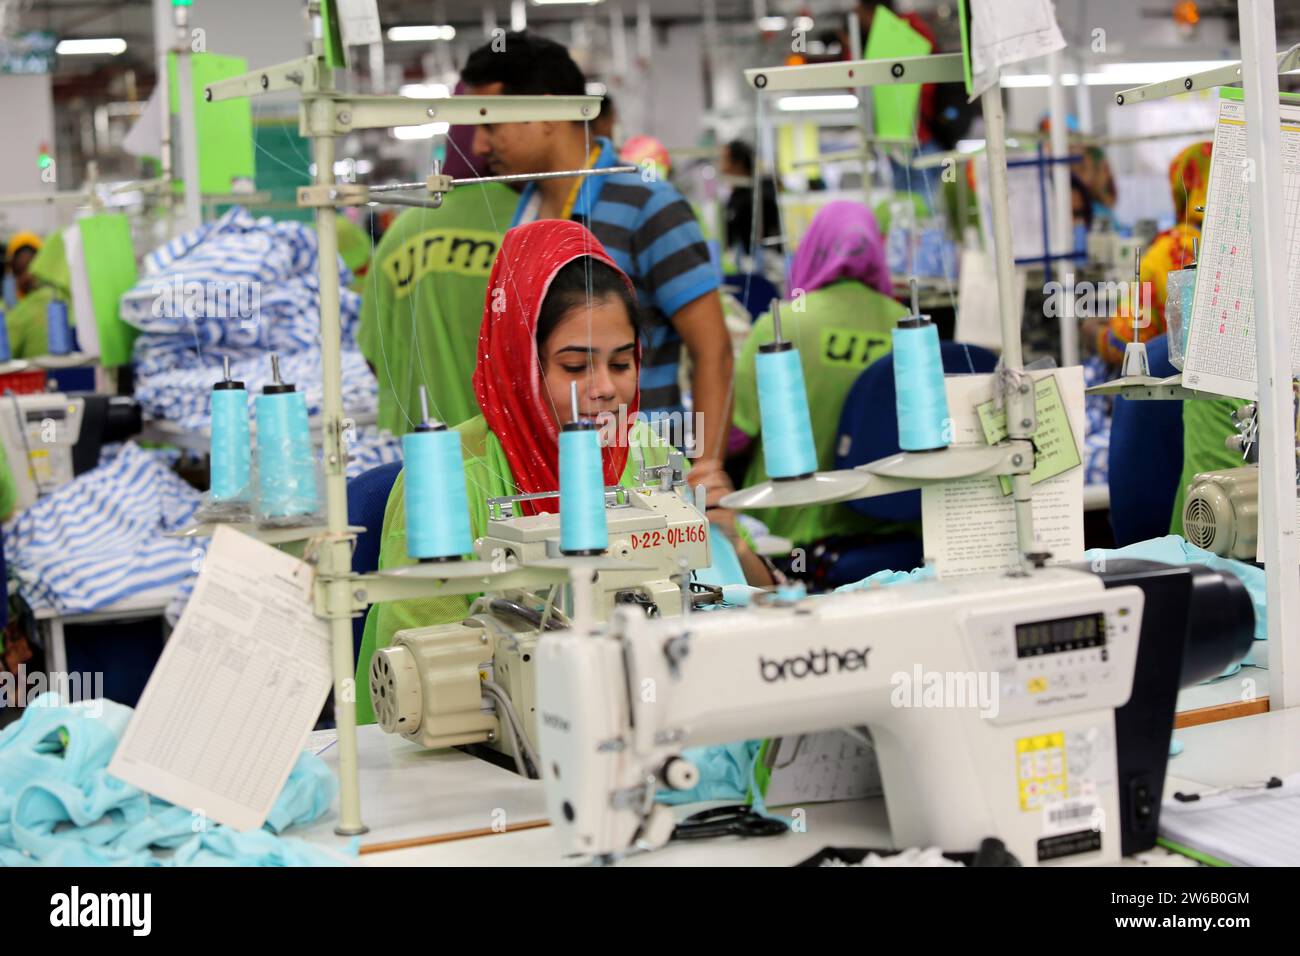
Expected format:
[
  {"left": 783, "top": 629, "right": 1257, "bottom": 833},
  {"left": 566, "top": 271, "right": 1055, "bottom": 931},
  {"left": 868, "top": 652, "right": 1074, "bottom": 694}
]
[
  {"left": 56, "top": 38, "right": 127, "bottom": 55},
  {"left": 392, "top": 123, "right": 450, "bottom": 140},
  {"left": 400, "top": 83, "right": 451, "bottom": 99},
  {"left": 386, "top": 26, "right": 456, "bottom": 42},
  {"left": 777, "top": 94, "right": 859, "bottom": 111}
]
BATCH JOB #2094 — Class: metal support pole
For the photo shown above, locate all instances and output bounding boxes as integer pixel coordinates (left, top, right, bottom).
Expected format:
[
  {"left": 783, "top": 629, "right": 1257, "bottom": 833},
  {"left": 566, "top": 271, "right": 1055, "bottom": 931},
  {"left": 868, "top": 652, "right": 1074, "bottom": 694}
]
[
  {"left": 981, "top": 84, "right": 1037, "bottom": 566},
  {"left": 1238, "top": 0, "right": 1299, "bottom": 709},
  {"left": 309, "top": 56, "right": 367, "bottom": 834},
  {"left": 173, "top": 3, "right": 201, "bottom": 233},
  {"left": 847, "top": 12, "right": 873, "bottom": 204},
  {"left": 1048, "top": 48, "right": 1078, "bottom": 366}
]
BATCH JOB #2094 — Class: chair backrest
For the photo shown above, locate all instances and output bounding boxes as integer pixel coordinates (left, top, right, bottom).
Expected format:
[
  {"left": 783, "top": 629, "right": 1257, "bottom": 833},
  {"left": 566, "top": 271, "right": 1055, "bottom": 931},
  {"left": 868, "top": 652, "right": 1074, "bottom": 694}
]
[
  {"left": 347, "top": 461, "right": 403, "bottom": 574},
  {"left": 721, "top": 272, "right": 781, "bottom": 323},
  {"left": 834, "top": 341, "right": 999, "bottom": 523},
  {"left": 347, "top": 460, "right": 403, "bottom": 661},
  {"left": 1109, "top": 334, "right": 1183, "bottom": 546}
]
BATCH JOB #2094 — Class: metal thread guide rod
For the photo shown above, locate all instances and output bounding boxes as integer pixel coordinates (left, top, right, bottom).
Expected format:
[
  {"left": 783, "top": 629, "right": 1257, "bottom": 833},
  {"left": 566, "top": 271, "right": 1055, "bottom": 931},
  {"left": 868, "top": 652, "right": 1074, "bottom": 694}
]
[
  {"left": 1120, "top": 248, "right": 1151, "bottom": 378},
  {"left": 979, "top": 83, "right": 1039, "bottom": 572},
  {"left": 909, "top": 276, "right": 921, "bottom": 316},
  {"left": 368, "top": 164, "right": 639, "bottom": 196}
]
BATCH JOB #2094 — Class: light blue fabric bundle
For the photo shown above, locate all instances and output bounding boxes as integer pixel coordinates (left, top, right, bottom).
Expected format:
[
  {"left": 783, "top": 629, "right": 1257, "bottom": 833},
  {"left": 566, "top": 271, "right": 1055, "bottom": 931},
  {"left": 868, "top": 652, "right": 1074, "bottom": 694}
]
[
  {"left": 0, "top": 693, "right": 344, "bottom": 866},
  {"left": 656, "top": 529, "right": 767, "bottom": 807}
]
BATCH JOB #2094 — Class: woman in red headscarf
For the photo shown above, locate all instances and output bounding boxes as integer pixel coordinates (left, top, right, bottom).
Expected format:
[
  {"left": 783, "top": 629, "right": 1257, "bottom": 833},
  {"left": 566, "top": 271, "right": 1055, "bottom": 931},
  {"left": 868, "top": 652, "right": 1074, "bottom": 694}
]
[{"left": 354, "top": 220, "right": 765, "bottom": 718}]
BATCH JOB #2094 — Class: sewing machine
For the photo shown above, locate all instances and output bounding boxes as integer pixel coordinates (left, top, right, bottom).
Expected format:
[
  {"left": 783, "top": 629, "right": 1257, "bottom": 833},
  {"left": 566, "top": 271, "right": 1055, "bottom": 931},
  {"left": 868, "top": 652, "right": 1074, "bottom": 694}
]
[
  {"left": 368, "top": 456, "right": 713, "bottom": 764},
  {"left": 0, "top": 392, "right": 142, "bottom": 511},
  {"left": 534, "top": 559, "right": 1253, "bottom": 865}
]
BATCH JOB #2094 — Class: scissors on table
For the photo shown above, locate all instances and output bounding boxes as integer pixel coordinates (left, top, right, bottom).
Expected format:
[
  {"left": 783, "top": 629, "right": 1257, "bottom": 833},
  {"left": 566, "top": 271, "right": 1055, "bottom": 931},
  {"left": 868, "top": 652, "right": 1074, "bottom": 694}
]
[{"left": 669, "top": 804, "right": 789, "bottom": 841}]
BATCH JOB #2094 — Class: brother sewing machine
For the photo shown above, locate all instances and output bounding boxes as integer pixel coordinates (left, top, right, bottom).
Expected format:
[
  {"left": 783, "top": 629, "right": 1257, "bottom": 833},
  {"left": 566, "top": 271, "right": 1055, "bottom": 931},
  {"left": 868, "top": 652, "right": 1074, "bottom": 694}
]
[
  {"left": 534, "top": 558, "right": 1253, "bottom": 866},
  {"left": 368, "top": 454, "right": 714, "bottom": 770}
]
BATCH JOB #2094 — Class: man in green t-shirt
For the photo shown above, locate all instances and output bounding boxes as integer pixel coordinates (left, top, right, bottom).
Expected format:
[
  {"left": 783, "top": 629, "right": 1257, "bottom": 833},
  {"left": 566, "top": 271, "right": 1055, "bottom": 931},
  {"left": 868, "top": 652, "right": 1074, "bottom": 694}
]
[{"left": 356, "top": 182, "right": 518, "bottom": 433}]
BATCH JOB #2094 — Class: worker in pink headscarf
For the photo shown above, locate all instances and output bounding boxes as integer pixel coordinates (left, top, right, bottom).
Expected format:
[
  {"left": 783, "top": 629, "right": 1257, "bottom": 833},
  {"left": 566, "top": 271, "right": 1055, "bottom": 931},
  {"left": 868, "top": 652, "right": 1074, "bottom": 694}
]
[{"left": 730, "top": 200, "right": 907, "bottom": 548}]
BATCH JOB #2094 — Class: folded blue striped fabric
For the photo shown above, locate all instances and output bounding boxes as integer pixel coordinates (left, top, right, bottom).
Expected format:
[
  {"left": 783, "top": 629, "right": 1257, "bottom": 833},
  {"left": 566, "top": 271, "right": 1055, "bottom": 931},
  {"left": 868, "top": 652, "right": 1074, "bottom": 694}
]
[
  {"left": 120, "top": 206, "right": 370, "bottom": 426},
  {"left": 5, "top": 444, "right": 202, "bottom": 615},
  {"left": 135, "top": 348, "right": 379, "bottom": 432}
]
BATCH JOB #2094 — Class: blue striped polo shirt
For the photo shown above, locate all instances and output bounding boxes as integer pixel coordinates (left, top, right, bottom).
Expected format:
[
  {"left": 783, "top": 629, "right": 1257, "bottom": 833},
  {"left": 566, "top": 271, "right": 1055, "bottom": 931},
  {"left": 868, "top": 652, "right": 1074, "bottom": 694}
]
[{"left": 510, "top": 137, "right": 720, "bottom": 417}]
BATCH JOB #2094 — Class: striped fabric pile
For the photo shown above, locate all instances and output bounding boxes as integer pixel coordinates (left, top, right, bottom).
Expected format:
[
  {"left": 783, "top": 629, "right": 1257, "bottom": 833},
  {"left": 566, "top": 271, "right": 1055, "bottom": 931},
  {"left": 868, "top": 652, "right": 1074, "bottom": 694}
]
[
  {"left": 4, "top": 444, "right": 202, "bottom": 614},
  {"left": 134, "top": 348, "right": 379, "bottom": 433},
  {"left": 119, "top": 206, "right": 374, "bottom": 428},
  {"left": 162, "top": 434, "right": 404, "bottom": 625}
]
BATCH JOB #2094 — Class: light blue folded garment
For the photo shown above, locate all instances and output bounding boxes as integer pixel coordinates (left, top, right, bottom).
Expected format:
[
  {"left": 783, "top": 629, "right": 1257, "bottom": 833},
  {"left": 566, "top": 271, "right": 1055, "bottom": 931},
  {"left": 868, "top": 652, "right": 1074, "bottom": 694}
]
[
  {"left": 0, "top": 693, "right": 344, "bottom": 866},
  {"left": 834, "top": 564, "right": 936, "bottom": 592},
  {"left": 656, "top": 530, "right": 761, "bottom": 806},
  {"left": 656, "top": 741, "right": 764, "bottom": 807}
]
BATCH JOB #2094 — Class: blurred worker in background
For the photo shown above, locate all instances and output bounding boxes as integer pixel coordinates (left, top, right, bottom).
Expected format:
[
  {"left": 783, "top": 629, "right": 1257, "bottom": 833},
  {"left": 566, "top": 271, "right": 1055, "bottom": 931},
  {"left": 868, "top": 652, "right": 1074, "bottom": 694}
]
[
  {"left": 4, "top": 232, "right": 43, "bottom": 301},
  {"left": 4, "top": 231, "right": 71, "bottom": 359},
  {"left": 1093, "top": 141, "right": 1210, "bottom": 367},
  {"left": 721, "top": 139, "right": 782, "bottom": 259},
  {"left": 730, "top": 200, "right": 909, "bottom": 550}
]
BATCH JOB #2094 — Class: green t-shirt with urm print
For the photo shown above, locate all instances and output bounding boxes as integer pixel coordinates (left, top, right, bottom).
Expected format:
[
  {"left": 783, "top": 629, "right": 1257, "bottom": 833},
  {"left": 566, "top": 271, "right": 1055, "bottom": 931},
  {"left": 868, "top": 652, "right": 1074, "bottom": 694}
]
[{"left": 356, "top": 183, "right": 518, "bottom": 434}]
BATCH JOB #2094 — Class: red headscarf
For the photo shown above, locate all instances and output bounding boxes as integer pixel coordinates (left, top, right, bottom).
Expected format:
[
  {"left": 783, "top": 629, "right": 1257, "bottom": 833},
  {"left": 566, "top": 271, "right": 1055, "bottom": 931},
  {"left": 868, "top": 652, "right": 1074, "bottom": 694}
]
[{"left": 473, "top": 220, "right": 641, "bottom": 506}]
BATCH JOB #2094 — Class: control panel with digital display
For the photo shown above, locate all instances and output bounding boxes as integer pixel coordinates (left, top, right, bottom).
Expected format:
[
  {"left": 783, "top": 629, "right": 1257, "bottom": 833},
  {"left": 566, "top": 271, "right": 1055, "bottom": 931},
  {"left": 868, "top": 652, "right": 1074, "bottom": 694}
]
[
  {"left": 963, "top": 586, "right": 1143, "bottom": 724},
  {"left": 1015, "top": 613, "right": 1107, "bottom": 658}
]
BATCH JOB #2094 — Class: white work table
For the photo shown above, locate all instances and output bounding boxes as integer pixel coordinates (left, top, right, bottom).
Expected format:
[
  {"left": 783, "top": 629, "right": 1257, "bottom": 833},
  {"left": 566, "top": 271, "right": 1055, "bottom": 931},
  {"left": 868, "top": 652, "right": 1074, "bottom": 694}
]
[
  {"left": 297, "top": 710, "right": 1300, "bottom": 867},
  {"left": 295, "top": 725, "right": 549, "bottom": 856},
  {"left": 1169, "top": 705, "right": 1300, "bottom": 788}
]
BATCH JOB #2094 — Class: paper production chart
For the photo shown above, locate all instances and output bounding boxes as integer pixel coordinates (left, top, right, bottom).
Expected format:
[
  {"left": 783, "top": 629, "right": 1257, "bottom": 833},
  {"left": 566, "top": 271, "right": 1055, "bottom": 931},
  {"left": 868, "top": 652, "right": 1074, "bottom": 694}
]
[{"left": 1182, "top": 98, "right": 1300, "bottom": 400}]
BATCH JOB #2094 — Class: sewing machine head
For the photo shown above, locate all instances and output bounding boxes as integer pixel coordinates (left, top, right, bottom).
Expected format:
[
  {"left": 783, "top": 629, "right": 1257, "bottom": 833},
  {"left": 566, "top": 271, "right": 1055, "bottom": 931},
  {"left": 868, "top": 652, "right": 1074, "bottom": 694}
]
[
  {"left": 0, "top": 392, "right": 142, "bottom": 511},
  {"left": 368, "top": 459, "right": 713, "bottom": 763},
  {"left": 534, "top": 561, "right": 1253, "bottom": 865},
  {"left": 477, "top": 453, "right": 711, "bottom": 619}
]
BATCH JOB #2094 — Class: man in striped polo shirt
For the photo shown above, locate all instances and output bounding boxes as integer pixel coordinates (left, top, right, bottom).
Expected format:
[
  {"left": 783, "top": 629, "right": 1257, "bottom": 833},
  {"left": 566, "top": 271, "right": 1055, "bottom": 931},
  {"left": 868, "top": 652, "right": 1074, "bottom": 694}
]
[{"left": 460, "top": 32, "right": 734, "bottom": 494}]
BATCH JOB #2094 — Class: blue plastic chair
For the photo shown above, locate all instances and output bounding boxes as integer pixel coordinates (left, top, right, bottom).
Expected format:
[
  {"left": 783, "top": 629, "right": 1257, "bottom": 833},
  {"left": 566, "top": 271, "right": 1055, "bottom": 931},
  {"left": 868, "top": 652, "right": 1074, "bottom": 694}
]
[
  {"left": 347, "top": 461, "right": 403, "bottom": 659},
  {"left": 1108, "top": 335, "right": 1183, "bottom": 546},
  {"left": 820, "top": 341, "right": 999, "bottom": 586}
]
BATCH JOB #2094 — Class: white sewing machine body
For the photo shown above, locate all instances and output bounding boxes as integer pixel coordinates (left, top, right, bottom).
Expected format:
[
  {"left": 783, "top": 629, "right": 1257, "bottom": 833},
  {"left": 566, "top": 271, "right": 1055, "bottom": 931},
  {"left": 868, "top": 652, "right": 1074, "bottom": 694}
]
[
  {"left": 370, "top": 475, "right": 713, "bottom": 758},
  {"left": 537, "top": 566, "right": 1148, "bottom": 866}
]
